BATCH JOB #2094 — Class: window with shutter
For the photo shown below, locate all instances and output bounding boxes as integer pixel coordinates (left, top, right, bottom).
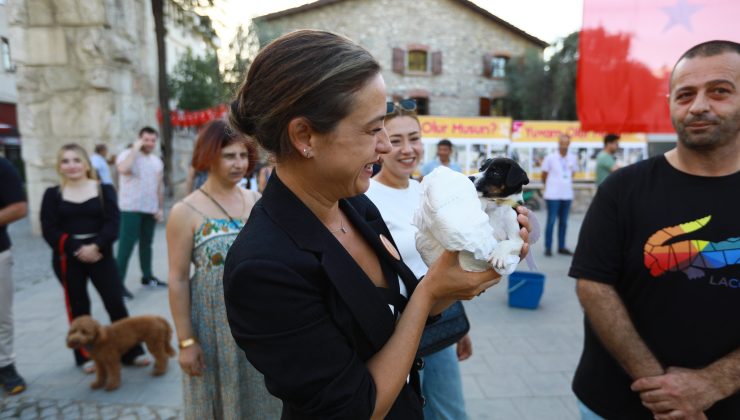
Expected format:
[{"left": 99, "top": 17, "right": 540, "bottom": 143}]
[
  {"left": 407, "top": 50, "right": 428, "bottom": 72},
  {"left": 491, "top": 56, "right": 508, "bottom": 78}
]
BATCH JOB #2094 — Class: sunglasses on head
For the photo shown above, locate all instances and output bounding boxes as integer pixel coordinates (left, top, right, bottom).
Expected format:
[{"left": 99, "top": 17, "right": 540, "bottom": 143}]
[{"left": 386, "top": 99, "right": 417, "bottom": 114}]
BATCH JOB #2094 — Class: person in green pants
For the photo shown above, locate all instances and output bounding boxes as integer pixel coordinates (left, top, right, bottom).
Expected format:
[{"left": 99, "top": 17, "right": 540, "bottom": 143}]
[{"left": 115, "top": 127, "right": 167, "bottom": 298}]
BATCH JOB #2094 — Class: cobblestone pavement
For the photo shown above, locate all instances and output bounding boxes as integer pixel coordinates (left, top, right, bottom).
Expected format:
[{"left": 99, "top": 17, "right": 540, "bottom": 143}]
[
  {"left": 0, "top": 396, "right": 181, "bottom": 420},
  {"left": 4, "top": 206, "right": 587, "bottom": 419}
]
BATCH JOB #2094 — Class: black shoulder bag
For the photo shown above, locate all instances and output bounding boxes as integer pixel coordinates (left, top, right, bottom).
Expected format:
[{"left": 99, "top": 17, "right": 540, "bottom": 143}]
[{"left": 418, "top": 301, "right": 470, "bottom": 357}]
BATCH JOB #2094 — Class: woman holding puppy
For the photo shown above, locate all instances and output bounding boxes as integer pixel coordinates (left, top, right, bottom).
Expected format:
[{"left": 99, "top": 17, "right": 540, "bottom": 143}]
[
  {"left": 166, "top": 120, "right": 281, "bottom": 419},
  {"left": 366, "top": 100, "right": 471, "bottom": 419},
  {"left": 40, "top": 143, "right": 147, "bottom": 372},
  {"left": 223, "top": 29, "right": 531, "bottom": 419}
]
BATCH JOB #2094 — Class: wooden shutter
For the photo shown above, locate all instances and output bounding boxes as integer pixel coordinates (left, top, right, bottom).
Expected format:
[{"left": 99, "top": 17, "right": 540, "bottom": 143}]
[
  {"left": 482, "top": 53, "right": 493, "bottom": 77},
  {"left": 392, "top": 48, "right": 405, "bottom": 74},
  {"left": 479, "top": 97, "right": 491, "bottom": 116},
  {"left": 431, "top": 51, "right": 442, "bottom": 75}
]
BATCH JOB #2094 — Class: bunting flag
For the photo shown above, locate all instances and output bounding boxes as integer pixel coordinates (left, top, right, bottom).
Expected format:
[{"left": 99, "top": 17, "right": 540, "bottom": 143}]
[
  {"left": 156, "top": 103, "right": 229, "bottom": 128},
  {"left": 577, "top": 0, "right": 739, "bottom": 133}
]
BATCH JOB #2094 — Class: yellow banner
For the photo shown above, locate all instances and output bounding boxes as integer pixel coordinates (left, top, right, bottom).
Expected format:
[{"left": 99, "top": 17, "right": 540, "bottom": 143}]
[
  {"left": 511, "top": 121, "right": 646, "bottom": 143},
  {"left": 418, "top": 116, "right": 511, "bottom": 139}
]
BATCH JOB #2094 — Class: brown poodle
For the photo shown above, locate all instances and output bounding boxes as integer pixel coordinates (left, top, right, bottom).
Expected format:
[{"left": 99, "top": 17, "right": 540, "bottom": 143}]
[{"left": 66, "top": 315, "right": 175, "bottom": 391}]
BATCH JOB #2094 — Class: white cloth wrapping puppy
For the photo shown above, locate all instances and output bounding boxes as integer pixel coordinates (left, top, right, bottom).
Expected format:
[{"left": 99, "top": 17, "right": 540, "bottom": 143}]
[{"left": 414, "top": 166, "right": 518, "bottom": 274}]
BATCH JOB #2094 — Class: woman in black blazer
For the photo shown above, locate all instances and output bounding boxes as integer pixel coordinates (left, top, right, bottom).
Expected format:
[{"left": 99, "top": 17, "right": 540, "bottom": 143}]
[{"left": 224, "top": 30, "right": 530, "bottom": 419}]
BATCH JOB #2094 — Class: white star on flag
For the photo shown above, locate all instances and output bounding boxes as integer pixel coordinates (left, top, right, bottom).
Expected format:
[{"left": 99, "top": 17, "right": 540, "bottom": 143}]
[{"left": 662, "top": 0, "right": 703, "bottom": 32}]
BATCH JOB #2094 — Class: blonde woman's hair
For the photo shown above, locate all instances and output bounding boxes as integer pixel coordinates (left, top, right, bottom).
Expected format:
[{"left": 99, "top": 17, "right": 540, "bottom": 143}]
[{"left": 56, "top": 143, "right": 98, "bottom": 186}]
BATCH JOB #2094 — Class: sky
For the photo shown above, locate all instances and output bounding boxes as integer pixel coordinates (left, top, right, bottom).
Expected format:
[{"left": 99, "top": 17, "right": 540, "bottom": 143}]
[{"left": 208, "top": 0, "right": 584, "bottom": 59}]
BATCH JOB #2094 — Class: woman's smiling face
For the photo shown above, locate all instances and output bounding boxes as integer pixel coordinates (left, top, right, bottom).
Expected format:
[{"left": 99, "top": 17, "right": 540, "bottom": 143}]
[
  {"left": 310, "top": 73, "right": 391, "bottom": 198},
  {"left": 381, "top": 116, "right": 423, "bottom": 181}
]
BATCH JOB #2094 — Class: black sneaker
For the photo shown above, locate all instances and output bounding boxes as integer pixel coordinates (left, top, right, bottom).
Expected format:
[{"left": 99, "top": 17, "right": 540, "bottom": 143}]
[
  {"left": 558, "top": 249, "right": 574, "bottom": 256},
  {"left": 141, "top": 276, "right": 168, "bottom": 288},
  {"left": 0, "top": 363, "right": 26, "bottom": 395},
  {"left": 544, "top": 249, "right": 552, "bottom": 257},
  {"left": 122, "top": 287, "right": 134, "bottom": 299}
]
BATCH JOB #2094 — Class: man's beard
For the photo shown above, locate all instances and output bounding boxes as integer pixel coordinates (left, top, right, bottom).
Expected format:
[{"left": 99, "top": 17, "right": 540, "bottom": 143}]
[{"left": 673, "top": 109, "right": 740, "bottom": 151}]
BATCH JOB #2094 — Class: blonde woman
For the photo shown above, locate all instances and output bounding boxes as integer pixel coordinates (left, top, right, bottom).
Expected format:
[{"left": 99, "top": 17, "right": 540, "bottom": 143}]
[{"left": 40, "top": 143, "right": 147, "bottom": 372}]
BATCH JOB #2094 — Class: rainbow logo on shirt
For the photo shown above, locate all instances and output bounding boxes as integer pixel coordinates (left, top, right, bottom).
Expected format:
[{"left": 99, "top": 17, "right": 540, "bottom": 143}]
[{"left": 643, "top": 216, "right": 740, "bottom": 279}]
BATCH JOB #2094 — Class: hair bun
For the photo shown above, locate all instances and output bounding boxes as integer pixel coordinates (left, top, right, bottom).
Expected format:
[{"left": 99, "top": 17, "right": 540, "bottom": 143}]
[{"left": 229, "top": 100, "right": 256, "bottom": 136}]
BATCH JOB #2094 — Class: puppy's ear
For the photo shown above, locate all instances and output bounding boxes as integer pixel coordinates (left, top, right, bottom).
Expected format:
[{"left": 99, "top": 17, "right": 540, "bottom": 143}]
[
  {"left": 479, "top": 158, "right": 493, "bottom": 172},
  {"left": 505, "top": 163, "right": 530, "bottom": 187}
]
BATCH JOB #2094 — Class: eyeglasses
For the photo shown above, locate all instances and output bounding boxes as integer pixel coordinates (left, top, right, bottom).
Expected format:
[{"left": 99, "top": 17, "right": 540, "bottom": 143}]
[{"left": 386, "top": 99, "right": 417, "bottom": 115}]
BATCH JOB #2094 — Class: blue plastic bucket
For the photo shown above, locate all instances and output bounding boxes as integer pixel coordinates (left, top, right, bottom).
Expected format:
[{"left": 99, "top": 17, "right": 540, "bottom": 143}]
[{"left": 508, "top": 271, "right": 545, "bottom": 309}]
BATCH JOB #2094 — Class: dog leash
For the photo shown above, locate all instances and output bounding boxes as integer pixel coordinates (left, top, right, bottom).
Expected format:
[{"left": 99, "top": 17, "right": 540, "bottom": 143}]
[{"left": 58, "top": 233, "right": 90, "bottom": 360}]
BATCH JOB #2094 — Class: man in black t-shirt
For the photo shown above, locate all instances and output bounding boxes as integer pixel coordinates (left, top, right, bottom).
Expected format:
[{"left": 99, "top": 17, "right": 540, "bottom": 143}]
[
  {"left": 0, "top": 156, "right": 28, "bottom": 395},
  {"left": 569, "top": 41, "right": 740, "bottom": 419}
]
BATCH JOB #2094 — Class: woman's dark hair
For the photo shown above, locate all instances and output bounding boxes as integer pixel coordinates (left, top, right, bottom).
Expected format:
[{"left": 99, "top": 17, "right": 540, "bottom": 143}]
[
  {"left": 191, "top": 119, "right": 258, "bottom": 175},
  {"left": 229, "top": 29, "right": 381, "bottom": 160}
]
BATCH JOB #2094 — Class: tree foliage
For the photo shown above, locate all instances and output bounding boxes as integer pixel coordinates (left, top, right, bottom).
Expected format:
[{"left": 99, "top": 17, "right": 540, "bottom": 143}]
[
  {"left": 223, "top": 21, "right": 262, "bottom": 95},
  {"left": 506, "top": 31, "right": 579, "bottom": 120},
  {"left": 169, "top": 49, "right": 228, "bottom": 110}
]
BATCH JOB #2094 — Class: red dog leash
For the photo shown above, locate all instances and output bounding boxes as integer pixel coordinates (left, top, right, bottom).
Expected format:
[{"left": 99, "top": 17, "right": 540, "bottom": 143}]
[{"left": 58, "top": 233, "right": 90, "bottom": 359}]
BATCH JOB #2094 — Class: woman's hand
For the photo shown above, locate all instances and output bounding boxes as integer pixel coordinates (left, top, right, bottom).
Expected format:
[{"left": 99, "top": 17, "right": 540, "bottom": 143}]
[
  {"left": 178, "top": 343, "right": 206, "bottom": 376},
  {"left": 516, "top": 205, "right": 532, "bottom": 259},
  {"left": 423, "top": 250, "right": 501, "bottom": 303},
  {"left": 74, "top": 244, "right": 102, "bottom": 263},
  {"left": 456, "top": 334, "right": 473, "bottom": 361}
]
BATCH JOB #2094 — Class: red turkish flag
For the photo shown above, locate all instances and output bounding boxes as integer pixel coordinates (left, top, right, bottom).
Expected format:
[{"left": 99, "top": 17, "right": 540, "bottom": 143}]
[{"left": 577, "top": 0, "right": 739, "bottom": 133}]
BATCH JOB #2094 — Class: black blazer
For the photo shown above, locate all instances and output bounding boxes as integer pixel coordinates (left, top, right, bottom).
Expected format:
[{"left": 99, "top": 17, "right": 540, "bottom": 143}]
[{"left": 224, "top": 173, "right": 424, "bottom": 420}]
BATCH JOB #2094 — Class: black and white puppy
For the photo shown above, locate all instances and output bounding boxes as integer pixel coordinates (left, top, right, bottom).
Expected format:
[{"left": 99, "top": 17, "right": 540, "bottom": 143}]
[{"left": 468, "top": 158, "right": 529, "bottom": 273}]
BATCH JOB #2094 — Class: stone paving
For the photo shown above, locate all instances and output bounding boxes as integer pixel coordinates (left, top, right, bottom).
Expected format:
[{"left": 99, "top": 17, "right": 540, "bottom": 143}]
[{"left": 2, "top": 206, "right": 586, "bottom": 419}]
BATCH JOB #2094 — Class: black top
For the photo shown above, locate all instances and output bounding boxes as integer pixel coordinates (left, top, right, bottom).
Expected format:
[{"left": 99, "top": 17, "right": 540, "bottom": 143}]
[
  {"left": 40, "top": 184, "right": 120, "bottom": 256},
  {"left": 0, "top": 157, "right": 26, "bottom": 253},
  {"left": 569, "top": 156, "right": 740, "bottom": 419},
  {"left": 224, "top": 173, "right": 424, "bottom": 419}
]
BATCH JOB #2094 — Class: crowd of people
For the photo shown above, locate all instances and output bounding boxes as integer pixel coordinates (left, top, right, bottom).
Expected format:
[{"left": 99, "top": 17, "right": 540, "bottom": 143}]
[{"left": 0, "top": 31, "right": 737, "bottom": 420}]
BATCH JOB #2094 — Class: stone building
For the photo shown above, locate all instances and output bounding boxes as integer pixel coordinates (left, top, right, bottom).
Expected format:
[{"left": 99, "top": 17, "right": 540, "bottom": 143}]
[
  {"left": 257, "top": 0, "right": 547, "bottom": 117},
  {"left": 5, "top": 0, "right": 215, "bottom": 231}
]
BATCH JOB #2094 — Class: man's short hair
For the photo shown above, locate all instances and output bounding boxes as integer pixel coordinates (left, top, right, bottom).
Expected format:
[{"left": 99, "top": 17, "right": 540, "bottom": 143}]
[
  {"left": 437, "top": 139, "right": 453, "bottom": 148},
  {"left": 138, "top": 126, "right": 159, "bottom": 138},
  {"left": 671, "top": 40, "right": 740, "bottom": 87},
  {"left": 94, "top": 143, "right": 108, "bottom": 154},
  {"left": 604, "top": 133, "right": 620, "bottom": 146}
]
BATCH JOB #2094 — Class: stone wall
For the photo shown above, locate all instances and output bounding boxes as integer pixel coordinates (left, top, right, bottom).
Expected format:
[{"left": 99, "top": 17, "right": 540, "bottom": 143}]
[
  {"left": 259, "top": 0, "right": 544, "bottom": 116},
  {"left": 8, "top": 0, "right": 158, "bottom": 233}
]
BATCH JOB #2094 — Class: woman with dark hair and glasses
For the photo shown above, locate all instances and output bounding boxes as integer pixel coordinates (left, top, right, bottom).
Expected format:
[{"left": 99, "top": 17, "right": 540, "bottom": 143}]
[
  {"left": 167, "top": 120, "right": 281, "bottom": 419},
  {"left": 224, "top": 29, "right": 532, "bottom": 419},
  {"left": 366, "top": 100, "right": 479, "bottom": 419}
]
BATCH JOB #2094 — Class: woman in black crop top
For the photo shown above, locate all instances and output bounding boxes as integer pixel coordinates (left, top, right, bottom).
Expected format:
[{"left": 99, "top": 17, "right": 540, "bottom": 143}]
[{"left": 40, "top": 143, "right": 146, "bottom": 371}]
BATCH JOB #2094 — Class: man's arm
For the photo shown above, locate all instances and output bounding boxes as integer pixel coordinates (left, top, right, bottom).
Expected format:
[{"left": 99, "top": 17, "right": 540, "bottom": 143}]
[
  {"left": 541, "top": 170, "right": 548, "bottom": 186},
  {"left": 0, "top": 202, "right": 27, "bottom": 226},
  {"left": 117, "top": 142, "right": 141, "bottom": 175},
  {"left": 632, "top": 348, "right": 740, "bottom": 418},
  {"left": 576, "top": 279, "right": 664, "bottom": 379}
]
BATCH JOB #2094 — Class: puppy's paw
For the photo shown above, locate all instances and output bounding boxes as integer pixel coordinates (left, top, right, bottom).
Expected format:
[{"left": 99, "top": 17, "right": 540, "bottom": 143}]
[
  {"left": 90, "top": 380, "right": 104, "bottom": 389},
  {"left": 104, "top": 382, "right": 120, "bottom": 392},
  {"left": 488, "top": 250, "right": 508, "bottom": 271}
]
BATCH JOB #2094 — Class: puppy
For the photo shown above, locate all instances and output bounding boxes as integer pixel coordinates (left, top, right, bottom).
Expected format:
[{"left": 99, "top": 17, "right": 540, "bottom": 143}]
[
  {"left": 66, "top": 315, "right": 175, "bottom": 391},
  {"left": 468, "top": 158, "right": 529, "bottom": 274}
]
